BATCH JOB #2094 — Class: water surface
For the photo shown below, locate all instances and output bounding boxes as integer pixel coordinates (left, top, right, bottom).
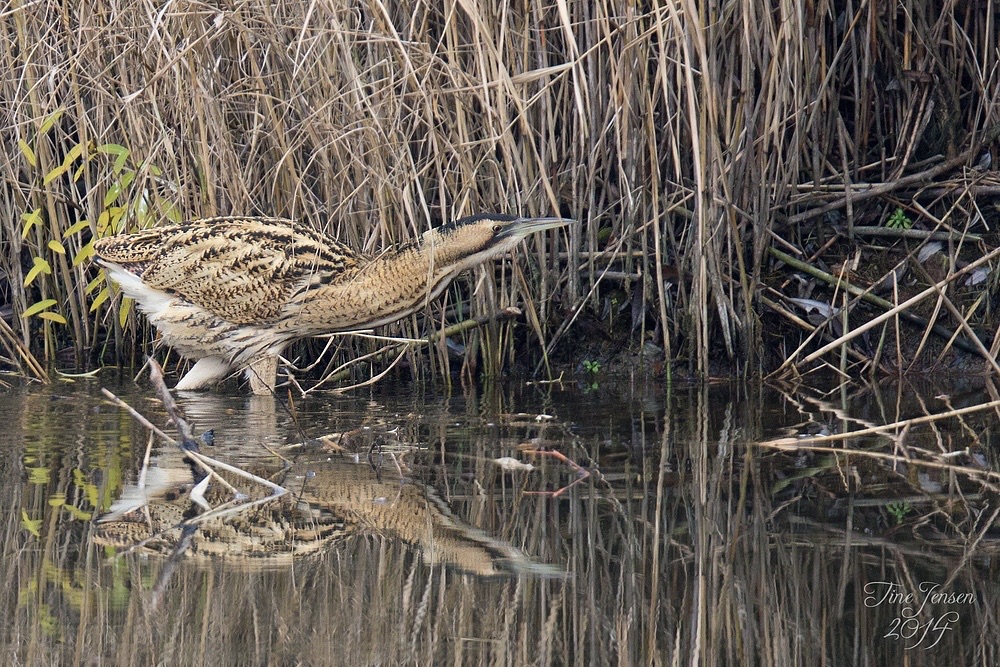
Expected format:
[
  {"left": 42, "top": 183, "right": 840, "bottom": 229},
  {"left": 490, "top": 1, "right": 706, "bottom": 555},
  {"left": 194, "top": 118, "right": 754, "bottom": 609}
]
[{"left": 2, "top": 373, "right": 999, "bottom": 664}]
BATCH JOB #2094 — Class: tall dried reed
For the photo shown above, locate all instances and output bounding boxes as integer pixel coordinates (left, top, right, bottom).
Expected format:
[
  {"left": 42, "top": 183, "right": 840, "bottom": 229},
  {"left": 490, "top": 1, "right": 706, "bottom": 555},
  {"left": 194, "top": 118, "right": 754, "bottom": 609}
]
[{"left": 2, "top": 1, "right": 997, "bottom": 380}]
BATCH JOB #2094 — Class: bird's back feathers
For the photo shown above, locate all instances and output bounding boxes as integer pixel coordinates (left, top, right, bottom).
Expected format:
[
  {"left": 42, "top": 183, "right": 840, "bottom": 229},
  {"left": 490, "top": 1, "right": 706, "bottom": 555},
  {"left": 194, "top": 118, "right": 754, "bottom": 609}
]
[{"left": 93, "top": 217, "right": 362, "bottom": 324}]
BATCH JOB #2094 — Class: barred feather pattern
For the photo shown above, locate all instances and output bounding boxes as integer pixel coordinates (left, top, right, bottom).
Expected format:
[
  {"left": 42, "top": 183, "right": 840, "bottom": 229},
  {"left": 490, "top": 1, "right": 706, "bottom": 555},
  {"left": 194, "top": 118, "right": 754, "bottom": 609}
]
[
  {"left": 93, "top": 214, "right": 571, "bottom": 391},
  {"left": 94, "top": 217, "right": 360, "bottom": 324}
]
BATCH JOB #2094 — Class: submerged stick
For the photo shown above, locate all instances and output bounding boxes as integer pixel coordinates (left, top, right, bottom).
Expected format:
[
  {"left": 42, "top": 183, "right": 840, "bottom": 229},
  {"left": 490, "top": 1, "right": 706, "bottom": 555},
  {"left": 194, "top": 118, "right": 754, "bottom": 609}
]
[
  {"left": 101, "top": 360, "right": 288, "bottom": 496},
  {"left": 147, "top": 358, "right": 197, "bottom": 445}
]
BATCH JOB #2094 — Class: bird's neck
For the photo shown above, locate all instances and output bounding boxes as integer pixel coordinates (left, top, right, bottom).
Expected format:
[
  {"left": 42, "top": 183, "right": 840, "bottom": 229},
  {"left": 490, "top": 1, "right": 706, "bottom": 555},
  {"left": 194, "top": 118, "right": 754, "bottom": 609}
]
[{"left": 287, "top": 236, "right": 471, "bottom": 334}]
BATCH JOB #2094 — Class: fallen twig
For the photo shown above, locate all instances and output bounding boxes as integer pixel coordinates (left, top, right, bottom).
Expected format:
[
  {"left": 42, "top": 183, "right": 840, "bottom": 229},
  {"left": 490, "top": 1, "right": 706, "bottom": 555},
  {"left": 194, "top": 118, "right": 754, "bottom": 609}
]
[
  {"left": 521, "top": 449, "right": 591, "bottom": 498},
  {"left": 775, "top": 243, "right": 1000, "bottom": 370},
  {"left": 785, "top": 140, "right": 992, "bottom": 225},
  {"left": 850, "top": 226, "right": 981, "bottom": 242},
  {"left": 769, "top": 247, "right": 986, "bottom": 359}
]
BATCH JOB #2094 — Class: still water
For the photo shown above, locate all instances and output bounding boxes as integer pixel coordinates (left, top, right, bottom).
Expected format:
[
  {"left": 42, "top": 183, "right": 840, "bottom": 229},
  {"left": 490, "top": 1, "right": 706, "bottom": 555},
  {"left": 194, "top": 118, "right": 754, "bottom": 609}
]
[{"left": 2, "top": 373, "right": 999, "bottom": 665}]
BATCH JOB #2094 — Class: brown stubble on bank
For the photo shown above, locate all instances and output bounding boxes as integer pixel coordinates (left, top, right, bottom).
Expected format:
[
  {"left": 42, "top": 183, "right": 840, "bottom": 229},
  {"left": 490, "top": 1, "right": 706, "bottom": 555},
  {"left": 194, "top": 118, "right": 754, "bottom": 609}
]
[{"left": 3, "top": 2, "right": 1000, "bottom": 383}]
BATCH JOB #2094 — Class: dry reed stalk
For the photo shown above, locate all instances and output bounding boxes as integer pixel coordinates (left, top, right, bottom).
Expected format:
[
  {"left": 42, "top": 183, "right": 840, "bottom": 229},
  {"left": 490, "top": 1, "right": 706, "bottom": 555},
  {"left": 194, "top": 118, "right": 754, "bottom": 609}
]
[
  {"left": 2, "top": 1, "right": 999, "bottom": 380},
  {"left": 759, "top": 395, "right": 1000, "bottom": 451},
  {"left": 789, "top": 243, "right": 1000, "bottom": 371}
]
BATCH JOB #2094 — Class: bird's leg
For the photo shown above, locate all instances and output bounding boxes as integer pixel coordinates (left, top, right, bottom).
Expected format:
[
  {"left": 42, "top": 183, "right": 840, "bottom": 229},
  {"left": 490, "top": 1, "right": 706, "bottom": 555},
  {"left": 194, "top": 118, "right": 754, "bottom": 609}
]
[
  {"left": 175, "top": 357, "right": 233, "bottom": 391},
  {"left": 367, "top": 434, "right": 385, "bottom": 481},
  {"left": 244, "top": 356, "right": 278, "bottom": 395}
]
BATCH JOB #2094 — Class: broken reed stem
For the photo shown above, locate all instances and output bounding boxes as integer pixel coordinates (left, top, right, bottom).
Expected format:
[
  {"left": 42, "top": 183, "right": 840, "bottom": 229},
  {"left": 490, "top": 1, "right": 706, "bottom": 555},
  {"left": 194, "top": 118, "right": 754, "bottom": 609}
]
[
  {"left": 779, "top": 243, "right": 1000, "bottom": 370},
  {"left": 759, "top": 293, "right": 874, "bottom": 368},
  {"left": 785, "top": 139, "right": 992, "bottom": 224},
  {"left": 907, "top": 262, "right": 1000, "bottom": 375},
  {"left": 0, "top": 316, "right": 48, "bottom": 382},
  {"left": 769, "top": 247, "right": 985, "bottom": 358},
  {"left": 758, "top": 396, "right": 1000, "bottom": 450}
]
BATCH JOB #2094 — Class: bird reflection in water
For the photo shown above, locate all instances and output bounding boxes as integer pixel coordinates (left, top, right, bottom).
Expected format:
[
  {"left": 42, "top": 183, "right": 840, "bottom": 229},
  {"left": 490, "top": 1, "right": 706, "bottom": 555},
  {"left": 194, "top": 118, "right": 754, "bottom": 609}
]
[{"left": 94, "top": 428, "right": 563, "bottom": 578}]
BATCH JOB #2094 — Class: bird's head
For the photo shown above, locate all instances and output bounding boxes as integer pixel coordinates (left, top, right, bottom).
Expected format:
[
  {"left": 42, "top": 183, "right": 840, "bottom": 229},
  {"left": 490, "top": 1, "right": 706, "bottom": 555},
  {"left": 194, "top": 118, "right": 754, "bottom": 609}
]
[{"left": 421, "top": 213, "right": 574, "bottom": 272}]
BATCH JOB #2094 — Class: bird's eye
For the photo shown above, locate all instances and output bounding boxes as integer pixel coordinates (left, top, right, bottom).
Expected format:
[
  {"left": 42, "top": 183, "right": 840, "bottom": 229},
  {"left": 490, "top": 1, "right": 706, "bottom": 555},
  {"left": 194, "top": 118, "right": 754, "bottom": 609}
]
[{"left": 492, "top": 224, "right": 503, "bottom": 233}]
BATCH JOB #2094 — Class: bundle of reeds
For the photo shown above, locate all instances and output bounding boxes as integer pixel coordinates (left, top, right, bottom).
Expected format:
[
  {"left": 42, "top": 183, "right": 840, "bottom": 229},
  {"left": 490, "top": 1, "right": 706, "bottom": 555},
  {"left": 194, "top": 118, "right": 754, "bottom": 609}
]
[{"left": 2, "top": 1, "right": 998, "bottom": 382}]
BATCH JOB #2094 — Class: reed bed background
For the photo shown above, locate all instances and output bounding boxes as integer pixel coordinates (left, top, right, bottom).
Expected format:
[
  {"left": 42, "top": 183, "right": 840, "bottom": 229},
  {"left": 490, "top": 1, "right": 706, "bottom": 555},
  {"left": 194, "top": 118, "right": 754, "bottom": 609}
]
[{"left": 3, "top": 0, "right": 1000, "bottom": 382}]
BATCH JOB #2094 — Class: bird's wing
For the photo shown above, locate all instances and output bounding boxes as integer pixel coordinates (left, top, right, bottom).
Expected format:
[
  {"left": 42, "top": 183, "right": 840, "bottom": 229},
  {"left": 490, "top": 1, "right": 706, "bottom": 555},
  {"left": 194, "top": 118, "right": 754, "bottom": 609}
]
[{"left": 94, "top": 217, "right": 361, "bottom": 324}]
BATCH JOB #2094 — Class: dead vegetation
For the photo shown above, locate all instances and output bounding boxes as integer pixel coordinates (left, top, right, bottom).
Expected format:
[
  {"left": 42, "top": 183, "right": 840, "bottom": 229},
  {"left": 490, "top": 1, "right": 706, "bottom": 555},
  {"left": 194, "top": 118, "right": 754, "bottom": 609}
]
[{"left": 2, "top": 1, "right": 1000, "bottom": 385}]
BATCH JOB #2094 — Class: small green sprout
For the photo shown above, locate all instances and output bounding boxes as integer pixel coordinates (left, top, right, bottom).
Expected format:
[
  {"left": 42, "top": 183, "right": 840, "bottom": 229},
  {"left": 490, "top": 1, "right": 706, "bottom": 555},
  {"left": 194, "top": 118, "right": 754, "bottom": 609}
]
[
  {"left": 581, "top": 359, "right": 601, "bottom": 391},
  {"left": 886, "top": 208, "right": 913, "bottom": 230},
  {"left": 886, "top": 501, "right": 911, "bottom": 525}
]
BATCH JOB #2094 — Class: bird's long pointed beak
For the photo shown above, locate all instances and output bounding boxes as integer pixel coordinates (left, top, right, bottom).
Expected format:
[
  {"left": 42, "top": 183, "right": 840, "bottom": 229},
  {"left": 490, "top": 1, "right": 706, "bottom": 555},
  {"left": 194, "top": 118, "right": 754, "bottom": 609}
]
[{"left": 506, "top": 216, "right": 576, "bottom": 238}]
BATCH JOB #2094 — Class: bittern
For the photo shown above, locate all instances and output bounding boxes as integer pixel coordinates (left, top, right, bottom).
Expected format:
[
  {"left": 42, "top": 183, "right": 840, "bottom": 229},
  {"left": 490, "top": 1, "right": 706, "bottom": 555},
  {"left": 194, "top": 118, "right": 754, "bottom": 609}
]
[
  {"left": 93, "top": 214, "right": 572, "bottom": 394},
  {"left": 95, "top": 448, "right": 559, "bottom": 575}
]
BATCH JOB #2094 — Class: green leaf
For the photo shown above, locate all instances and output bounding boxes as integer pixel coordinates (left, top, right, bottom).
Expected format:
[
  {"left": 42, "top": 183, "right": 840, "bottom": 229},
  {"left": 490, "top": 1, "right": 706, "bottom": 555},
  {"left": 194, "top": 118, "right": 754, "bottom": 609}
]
[
  {"left": 23, "top": 257, "right": 52, "bottom": 287},
  {"left": 21, "top": 511, "right": 42, "bottom": 538},
  {"left": 118, "top": 297, "right": 134, "bottom": 329},
  {"left": 85, "top": 271, "right": 105, "bottom": 295},
  {"left": 114, "top": 152, "right": 129, "bottom": 174},
  {"left": 22, "top": 299, "right": 58, "bottom": 318},
  {"left": 37, "top": 311, "right": 67, "bottom": 324},
  {"left": 47, "top": 239, "right": 65, "bottom": 255},
  {"left": 62, "top": 142, "right": 84, "bottom": 169},
  {"left": 89, "top": 286, "right": 110, "bottom": 312},
  {"left": 73, "top": 240, "right": 96, "bottom": 267},
  {"left": 18, "top": 139, "right": 36, "bottom": 167},
  {"left": 21, "top": 208, "right": 42, "bottom": 239},
  {"left": 38, "top": 108, "right": 64, "bottom": 135},
  {"left": 97, "top": 143, "right": 128, "bottom": 156},
  {"left": 158, "top": 198, "right": 183, "bottom": 223},
  {"left": 42, "top": 162, "right": 69, "bottom": 185},
  {"left": 107, "top": 207, "right": 125, "bottom": 234},
  {"left": 96, "top": 207, "right": 125, "bottom": 235},
  {"left": 103, "top": 182, "right": 122, "bottom": 207},
  {"left": 97, "top": 143, "right": 130, "bottom": 174},
  {"left": 62, "top": 219, "right": 90, "bottom": 238},
  {"left": 64, "top": 504, "right": 92, "bottom": 521}
]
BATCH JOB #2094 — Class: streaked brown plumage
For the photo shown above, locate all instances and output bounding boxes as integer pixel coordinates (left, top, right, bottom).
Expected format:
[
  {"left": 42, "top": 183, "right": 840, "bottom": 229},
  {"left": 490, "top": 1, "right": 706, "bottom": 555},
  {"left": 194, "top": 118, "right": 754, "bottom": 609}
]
[
  {"left": 94, "top": 449, "right": 559, "bottom": 576},
  {"left": 93, "top": 214, "right": 572, "bottom": 393}
]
